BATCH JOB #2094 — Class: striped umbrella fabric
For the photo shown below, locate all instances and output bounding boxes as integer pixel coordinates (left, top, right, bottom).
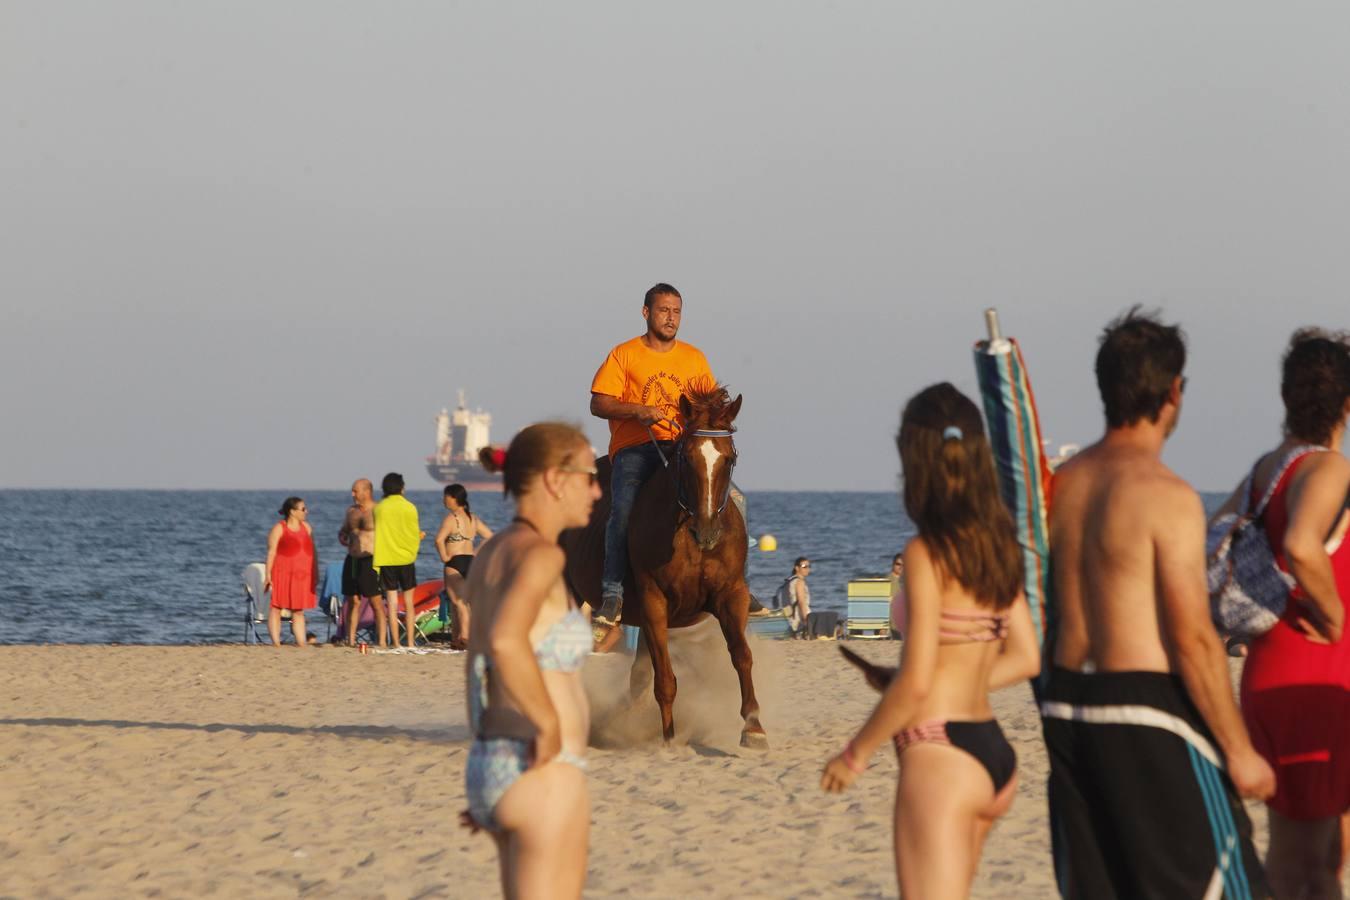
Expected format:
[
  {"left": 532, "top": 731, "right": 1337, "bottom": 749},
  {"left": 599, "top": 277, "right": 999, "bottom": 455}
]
[{"left": 973, "top": 315, "right": 1054, "bottom": 657}]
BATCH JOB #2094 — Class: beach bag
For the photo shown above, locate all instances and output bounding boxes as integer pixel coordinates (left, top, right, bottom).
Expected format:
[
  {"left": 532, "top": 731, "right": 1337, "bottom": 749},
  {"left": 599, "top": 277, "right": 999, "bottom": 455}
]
[{"left": 1206, "top": 446, "right": 1324, "bottom": 638}]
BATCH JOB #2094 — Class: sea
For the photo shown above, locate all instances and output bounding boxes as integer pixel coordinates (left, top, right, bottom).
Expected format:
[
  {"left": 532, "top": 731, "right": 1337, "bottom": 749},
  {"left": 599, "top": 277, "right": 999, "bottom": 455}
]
[{"left": 0, "top": 489, "right": 1227, "bottom": 645}]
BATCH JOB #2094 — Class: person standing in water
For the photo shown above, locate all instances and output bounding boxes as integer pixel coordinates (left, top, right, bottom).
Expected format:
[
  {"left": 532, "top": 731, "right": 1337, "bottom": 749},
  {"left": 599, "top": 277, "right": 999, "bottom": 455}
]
[
  {"left": 461, "top": 423, "right": 601, "bottom": 899},
  {"left": 436, "top": 483, "right": 494, "bottom": 647},
  {"left": 821, "top": 383, "right": 1040, "bottom": 896}
]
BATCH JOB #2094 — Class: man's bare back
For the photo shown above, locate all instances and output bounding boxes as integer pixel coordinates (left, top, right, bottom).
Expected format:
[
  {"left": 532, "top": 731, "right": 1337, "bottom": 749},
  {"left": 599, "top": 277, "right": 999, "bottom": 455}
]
[{"left": 1050, "top": 439, "right": 1204, "bottom": 673}]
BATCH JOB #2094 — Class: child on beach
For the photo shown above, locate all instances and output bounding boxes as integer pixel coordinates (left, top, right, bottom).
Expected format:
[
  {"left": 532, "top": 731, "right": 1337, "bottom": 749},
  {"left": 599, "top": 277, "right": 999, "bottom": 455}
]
[
  {"left": 460, "top": 423, "right": 601, "bottom": 899},
  {"left": 820, "top": 383, "right": 1040, "bottom": 897}
]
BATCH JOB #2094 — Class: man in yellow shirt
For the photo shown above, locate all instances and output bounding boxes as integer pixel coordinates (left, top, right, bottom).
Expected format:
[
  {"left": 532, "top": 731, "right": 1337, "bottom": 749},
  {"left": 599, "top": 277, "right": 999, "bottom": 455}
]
[
  {"left": 373, "top": 471, "right": 422, "bottom": 649},
  {"left": 590, "top": 283, "right": 713, "bottom": 628}
]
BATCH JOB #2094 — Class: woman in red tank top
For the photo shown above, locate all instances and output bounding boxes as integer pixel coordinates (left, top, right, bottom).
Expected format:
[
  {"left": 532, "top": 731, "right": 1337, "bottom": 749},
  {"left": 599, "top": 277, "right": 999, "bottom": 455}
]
[
  {"left": 265, "top": 496, "right": 318, "bottom": 647},
  {"left": 1224, "top": 330, "right": 1350, "bottom": 897}
]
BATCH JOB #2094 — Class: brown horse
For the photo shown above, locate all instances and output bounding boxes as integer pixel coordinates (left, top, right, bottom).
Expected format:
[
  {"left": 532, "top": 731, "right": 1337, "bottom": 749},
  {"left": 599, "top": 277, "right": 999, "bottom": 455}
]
[{"left": 562, "top": 381, "right": 767, "bottom": 748}]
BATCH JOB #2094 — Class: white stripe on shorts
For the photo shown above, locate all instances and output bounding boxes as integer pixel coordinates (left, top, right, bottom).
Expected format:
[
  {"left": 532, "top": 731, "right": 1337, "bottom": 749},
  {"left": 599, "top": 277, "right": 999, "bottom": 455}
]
[{"left": 1039, "top": 700, "right": 1224, "bottom": 769}]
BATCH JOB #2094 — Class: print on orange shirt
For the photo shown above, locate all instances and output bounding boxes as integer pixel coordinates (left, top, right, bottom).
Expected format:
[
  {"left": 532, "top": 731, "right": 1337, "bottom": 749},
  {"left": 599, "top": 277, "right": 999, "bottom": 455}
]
[{"left": 591, "top": 336, "right": 714, "bottom": 456}]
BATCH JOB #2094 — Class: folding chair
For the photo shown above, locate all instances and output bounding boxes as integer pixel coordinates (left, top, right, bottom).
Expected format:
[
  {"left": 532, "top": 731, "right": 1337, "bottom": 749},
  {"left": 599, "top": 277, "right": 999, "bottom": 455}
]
[
  {"left": 314, "top": 559, "right": 345, "bottom": 643},
  {"left": 242, "top": 562, "right": 291, "bottom": 644}
]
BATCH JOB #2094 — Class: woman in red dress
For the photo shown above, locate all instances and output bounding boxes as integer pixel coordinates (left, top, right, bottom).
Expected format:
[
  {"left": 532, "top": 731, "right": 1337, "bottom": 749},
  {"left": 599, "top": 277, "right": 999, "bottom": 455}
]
[
  {"left": 1217, "top": 330, "right": 1350, "bottom": 896},
  {"left": 265, "top": 496, "right": 318, "bottom": 648}
]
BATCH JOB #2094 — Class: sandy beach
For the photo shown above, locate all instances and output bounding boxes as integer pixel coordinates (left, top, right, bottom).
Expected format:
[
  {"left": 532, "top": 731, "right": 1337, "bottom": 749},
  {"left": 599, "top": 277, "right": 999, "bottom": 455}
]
[{"left": 2, "top": 629, "right": 1339, "bottom": 898}]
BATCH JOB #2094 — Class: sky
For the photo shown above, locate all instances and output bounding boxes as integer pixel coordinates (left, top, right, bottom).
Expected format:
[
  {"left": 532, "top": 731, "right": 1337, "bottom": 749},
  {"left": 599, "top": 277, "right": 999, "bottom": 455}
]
[{"left": 3, "top": 2, "right": 1349, "bottom": 492}]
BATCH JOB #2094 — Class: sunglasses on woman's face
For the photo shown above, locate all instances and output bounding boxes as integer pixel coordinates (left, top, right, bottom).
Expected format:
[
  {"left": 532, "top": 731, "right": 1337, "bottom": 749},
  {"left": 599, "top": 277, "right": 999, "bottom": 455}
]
[{"left": 560, "top": 465, "right": 600, "bottom": 486}]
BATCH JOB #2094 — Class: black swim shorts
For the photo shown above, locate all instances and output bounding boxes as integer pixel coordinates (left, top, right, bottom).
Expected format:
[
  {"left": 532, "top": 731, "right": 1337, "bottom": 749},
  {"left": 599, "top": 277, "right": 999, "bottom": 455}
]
[
  {"left": 379, "top": 563, "right": 417, "bottom": 593},
  {"left": 342, "top": 555, "right": 379, "bottom": 598}
]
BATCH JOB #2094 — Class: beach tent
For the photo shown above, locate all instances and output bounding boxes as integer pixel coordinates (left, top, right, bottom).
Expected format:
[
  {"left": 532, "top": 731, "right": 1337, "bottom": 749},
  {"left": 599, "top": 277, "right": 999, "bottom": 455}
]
[{"left": 973, "top": 309, "right": 1054, "bottom": 682}]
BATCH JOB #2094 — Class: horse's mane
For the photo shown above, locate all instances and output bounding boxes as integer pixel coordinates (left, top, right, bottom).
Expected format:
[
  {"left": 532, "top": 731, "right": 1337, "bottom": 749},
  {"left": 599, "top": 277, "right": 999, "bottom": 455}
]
[{"left": 683, "top": 377, "right": 735, "bottom": 429}]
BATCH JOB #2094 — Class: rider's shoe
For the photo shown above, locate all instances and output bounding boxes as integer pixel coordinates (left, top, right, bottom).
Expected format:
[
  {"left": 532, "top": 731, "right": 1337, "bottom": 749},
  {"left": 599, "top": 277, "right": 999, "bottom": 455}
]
[{"left": 594, "top": 590, "right": 623, "bottom": 629}]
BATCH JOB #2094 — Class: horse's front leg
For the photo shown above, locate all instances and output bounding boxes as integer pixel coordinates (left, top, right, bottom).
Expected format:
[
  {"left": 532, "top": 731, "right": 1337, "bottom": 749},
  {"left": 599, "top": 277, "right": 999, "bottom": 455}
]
[
  {"left": 714, "top": 580, "right": 768, "bottom": 750},
  {"left": 637, "top": 576, "right": 677, "bottom": 742}
]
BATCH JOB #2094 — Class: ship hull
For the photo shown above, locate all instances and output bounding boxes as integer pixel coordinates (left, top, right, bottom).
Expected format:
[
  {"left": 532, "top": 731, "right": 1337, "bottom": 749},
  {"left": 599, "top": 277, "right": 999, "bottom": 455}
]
[{"left": 425, "top": 459, "right": 501, "bottom": 491}]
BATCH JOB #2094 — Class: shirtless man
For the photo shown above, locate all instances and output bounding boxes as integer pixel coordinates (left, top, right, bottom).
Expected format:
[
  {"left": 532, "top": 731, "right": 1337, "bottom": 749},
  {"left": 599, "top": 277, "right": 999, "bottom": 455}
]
[
  {"left": 1041, "top": 309, "right": 1274, "bottom": 897},
  {"left": 339, "top": 478, "right": 386, "bottom": 646}
]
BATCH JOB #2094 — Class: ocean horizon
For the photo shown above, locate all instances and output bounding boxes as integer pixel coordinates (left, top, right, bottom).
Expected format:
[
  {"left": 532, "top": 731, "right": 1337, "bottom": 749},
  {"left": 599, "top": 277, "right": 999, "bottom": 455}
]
[{"left": 0, "top": 488, "right": 1228, "bottom": 645}]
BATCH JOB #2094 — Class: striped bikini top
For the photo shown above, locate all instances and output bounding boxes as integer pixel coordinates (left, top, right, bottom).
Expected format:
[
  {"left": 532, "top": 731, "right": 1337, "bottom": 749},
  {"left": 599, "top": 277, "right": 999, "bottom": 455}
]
[{"left": 939, "top": 608, "right": 1009, "bottom": 643}]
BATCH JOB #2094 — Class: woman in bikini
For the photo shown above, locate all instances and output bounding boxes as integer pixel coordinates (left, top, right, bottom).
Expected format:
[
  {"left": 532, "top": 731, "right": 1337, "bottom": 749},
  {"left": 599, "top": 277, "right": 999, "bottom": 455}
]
[
  {"left": 436, "top": 483, "right": 494, "bottom": 647},
  {"left": 821, "top": 383, "right": 1040, "bottom": 898},
  {"left": 461, "top": 423, "right": 600, "bottom": 899}
]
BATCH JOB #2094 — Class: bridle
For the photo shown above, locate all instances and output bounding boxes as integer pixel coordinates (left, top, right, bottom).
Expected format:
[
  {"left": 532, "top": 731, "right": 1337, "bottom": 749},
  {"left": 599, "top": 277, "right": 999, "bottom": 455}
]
[{"left": 648, "top": 423, "right": 738, "bottom": 523}]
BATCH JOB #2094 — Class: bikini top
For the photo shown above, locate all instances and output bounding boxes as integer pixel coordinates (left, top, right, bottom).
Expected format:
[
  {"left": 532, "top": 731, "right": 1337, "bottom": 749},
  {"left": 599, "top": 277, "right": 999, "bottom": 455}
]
[
  {"left": 445, "top": 514, "right": 474, "bottom": 544},
  {"left": 534, "top": 607, "right": 592, "bottom": 672},
  {"left": 468, "top": 605, "right": 591, "bottom": 734},
  {"left": 938, "top": 608, "right": 1009, "bottom": 643}
]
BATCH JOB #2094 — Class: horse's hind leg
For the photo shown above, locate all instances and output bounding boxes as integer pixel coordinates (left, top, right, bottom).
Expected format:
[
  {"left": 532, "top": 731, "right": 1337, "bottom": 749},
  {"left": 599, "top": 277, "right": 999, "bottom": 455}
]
[{"left": 715, "top": 583, "right": 768, "bottom": 750}]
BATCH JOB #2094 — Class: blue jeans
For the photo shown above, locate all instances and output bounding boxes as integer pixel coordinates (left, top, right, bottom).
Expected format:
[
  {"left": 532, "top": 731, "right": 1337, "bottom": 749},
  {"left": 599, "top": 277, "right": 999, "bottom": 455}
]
[{"left": 601, "top": 442, "right": 670, "bottom": 604}]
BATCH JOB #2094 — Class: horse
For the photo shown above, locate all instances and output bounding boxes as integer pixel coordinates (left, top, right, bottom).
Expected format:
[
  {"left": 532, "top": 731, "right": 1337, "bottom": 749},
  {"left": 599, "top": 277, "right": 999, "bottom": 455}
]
[{"left": 562, "top": 381, "right": 767, "bottom": 749}]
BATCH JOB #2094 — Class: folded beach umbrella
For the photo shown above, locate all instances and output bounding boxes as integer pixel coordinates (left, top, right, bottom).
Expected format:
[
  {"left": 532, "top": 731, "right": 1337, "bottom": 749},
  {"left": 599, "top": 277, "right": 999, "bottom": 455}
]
[{"left": 973, "top": 309, "right": 1054, "bottom": 666}]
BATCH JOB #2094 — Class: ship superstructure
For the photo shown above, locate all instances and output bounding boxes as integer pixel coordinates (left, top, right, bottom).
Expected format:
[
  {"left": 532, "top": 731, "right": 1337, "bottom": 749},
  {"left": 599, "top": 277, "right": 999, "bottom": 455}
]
[{"left": 426, "top": 391, "right": 502, "bottom": 489}]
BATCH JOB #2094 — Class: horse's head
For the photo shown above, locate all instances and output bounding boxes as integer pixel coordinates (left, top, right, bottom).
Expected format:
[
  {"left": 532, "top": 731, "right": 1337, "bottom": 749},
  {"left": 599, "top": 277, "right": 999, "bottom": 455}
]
[{"left": 675, "top": 381, "right": 743, "bottom": 551}]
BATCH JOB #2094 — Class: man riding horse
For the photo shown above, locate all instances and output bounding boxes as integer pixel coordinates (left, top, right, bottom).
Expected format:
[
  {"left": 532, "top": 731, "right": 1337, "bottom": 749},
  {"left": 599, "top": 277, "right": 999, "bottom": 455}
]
[{"left": 589, "top": 282, "right": 714, "bottom": 637}]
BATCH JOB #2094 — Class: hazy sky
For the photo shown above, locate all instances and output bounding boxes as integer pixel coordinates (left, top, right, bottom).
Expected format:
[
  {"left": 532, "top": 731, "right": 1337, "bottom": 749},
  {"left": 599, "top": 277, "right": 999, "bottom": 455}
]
[{"left": 4, "top": 3, "right": 1349, "bottom": 491}]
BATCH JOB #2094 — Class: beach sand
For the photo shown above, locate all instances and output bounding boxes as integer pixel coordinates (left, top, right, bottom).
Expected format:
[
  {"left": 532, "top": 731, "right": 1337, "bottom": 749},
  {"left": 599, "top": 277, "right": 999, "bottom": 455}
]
[{"left": 1, "top": 630, "right": 1340, "bottom": 898}]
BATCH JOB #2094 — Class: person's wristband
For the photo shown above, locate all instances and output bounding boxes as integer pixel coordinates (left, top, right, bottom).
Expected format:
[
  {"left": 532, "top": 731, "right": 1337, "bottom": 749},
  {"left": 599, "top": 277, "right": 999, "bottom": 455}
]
[{"left": 841, "top": 742, "right": 866, "bottom": 775}]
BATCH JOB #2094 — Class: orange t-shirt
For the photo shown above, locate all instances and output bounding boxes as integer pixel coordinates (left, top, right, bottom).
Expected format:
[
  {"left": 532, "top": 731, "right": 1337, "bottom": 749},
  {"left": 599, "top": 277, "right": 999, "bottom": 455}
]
[{"left": 591, "top": 336, "right": 714, "bottom": 456}]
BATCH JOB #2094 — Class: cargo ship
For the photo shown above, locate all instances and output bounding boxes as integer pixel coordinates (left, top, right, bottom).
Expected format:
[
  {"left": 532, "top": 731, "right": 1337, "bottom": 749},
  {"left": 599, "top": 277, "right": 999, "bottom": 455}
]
[{"left": 425, "top": 391, "right": 502, "bottom": 490}]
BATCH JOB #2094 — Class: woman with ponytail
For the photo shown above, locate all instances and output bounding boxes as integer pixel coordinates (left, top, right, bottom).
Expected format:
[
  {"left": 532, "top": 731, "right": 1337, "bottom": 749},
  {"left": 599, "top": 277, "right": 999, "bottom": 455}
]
[
  {"left": 461, "top": 423, "right": 601, "bottom": 898},
  {"left": 436, "top": 483, "right": 494, "bottom": 648},
  {"left": 820, "top": 383, "right": 1040, "bottom": 897}
]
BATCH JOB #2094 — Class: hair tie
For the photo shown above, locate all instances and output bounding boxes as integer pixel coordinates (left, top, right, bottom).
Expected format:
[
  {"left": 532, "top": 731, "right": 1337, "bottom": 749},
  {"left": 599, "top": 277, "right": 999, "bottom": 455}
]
[
  {"left": 942, "top": 426, "right": 964, "bottom": 441},
  {"left": 491, "top": 448, "right": 508, "bottom": 469}
]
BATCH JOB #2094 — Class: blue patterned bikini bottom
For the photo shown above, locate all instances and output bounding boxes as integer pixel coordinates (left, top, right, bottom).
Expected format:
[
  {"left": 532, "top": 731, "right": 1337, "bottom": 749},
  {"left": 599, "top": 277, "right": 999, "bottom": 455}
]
[{"left": 465, "top": 738, "right": 588, "bottom": 832}]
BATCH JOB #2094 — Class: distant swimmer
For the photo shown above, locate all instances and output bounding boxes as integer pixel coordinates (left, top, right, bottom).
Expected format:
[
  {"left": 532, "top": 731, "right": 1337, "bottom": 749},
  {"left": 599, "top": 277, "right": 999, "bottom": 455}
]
[
  {"left": 1043, "top": 309, "right": 1273, "bottom": 897},
  {"left": 589, "top": 282, "right": 714, "bottom": 634},
  {"left": 821, "top": 384, "right": 1040, "bottom": 897},
  {"left": 339, "top": 478, "right": 384, "bottom": 647}
]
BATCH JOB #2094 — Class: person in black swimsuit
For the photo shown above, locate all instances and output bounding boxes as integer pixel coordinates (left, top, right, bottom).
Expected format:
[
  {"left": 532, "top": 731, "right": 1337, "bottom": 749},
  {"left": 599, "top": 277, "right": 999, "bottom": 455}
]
[{"left": 820, "top": 383, "right": 1040, "bottom": 897}]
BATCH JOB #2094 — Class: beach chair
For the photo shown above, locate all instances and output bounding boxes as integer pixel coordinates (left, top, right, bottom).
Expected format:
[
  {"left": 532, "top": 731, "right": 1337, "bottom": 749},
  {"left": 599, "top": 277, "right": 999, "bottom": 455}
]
[
  {"left": 845, "top": 577, "right": 893, "bottom": 639},
  {"left": 242, "top": 562, "right": 287, "bottom": 644},
  {"left": 314, "top": 559, "right": 345, "bottom": 643}
]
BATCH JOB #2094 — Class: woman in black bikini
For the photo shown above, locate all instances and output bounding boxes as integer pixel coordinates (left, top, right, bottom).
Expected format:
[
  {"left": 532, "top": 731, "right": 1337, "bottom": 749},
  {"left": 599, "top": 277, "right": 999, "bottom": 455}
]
[
  {"left": 821, "top": 383, "right": 1041, "bottom": 897},
  {"left": 436, "top": 483, "right": 494, "bottom": 647}
]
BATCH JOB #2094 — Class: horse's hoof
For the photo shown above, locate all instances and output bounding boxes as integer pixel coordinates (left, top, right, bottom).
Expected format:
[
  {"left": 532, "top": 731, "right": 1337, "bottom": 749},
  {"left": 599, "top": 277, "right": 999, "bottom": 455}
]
[{"left": 740, "top": 730, "right": 769, "bottom": 751}]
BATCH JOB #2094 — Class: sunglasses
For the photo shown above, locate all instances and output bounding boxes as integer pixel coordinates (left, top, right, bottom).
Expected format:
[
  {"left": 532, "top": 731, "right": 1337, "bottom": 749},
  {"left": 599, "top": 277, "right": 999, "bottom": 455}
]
[{"left": 560, "top": 465, "right": 600, "bottom": 486}]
